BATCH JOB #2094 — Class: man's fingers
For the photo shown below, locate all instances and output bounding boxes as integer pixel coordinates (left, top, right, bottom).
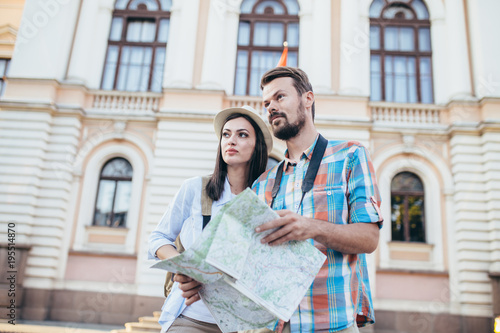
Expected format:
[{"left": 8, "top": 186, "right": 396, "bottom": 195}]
[
  {"left": 260, "top": 224, "right": 292, "bottom": 245},
  {"left": 255, "top": 210, "right": 292, "bottom": 233}
]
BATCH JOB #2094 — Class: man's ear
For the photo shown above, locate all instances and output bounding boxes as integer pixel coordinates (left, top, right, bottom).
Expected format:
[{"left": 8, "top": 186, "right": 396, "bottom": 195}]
[{"left": 304, "top": 91, "right": 315, "bottom": 110}]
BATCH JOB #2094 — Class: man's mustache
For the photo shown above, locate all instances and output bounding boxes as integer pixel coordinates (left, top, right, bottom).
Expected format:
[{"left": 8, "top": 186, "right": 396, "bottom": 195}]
[{"left": 268, "top": 111, "right": 286, "bottom": 122}]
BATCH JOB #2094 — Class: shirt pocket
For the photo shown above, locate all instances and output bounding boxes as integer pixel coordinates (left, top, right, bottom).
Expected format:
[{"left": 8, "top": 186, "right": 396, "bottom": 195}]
[{"left": 307, "top": 186, "right": 346, "bottom": 224}]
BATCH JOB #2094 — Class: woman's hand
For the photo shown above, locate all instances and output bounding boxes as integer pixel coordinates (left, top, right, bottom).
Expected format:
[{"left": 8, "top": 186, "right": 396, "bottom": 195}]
[{"left": 174, "top": 273, "right": 202, "bottom": 305}]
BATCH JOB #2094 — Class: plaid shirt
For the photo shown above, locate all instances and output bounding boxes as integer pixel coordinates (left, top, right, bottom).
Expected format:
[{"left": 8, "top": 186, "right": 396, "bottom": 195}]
[{"left": 252, "top": 135, "right": 383, "bottom": 332}]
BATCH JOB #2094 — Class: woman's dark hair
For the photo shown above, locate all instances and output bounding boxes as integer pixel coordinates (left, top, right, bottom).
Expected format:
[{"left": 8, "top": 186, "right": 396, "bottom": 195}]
[{"left": 206, "top": 113, "right": 268, "bottom": 201}]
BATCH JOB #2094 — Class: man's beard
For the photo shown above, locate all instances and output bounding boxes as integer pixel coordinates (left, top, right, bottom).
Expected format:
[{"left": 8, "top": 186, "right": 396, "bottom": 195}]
[{"left": 269, "top": 102, "right": 307, "bottom": 140}]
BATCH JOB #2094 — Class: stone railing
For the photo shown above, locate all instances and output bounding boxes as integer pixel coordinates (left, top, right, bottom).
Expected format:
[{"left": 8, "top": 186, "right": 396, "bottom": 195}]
[
  {"left": 226, "top": 95, "right": 265, "bottom": 116},
  {"left": 370, "top": 102, "right": 444, "bottom": 126},
  {"left": 90, "top": 91, "right": 161, "bottom": 115}
]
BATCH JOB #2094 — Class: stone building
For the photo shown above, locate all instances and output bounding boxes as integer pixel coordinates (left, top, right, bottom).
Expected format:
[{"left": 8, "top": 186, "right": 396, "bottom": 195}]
[{"left": 0, "top": 0, "right": 498, "bottom": 332}]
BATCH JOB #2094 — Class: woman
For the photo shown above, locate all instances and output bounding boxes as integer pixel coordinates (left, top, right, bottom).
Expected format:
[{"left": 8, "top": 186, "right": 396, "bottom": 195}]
[{"left": 148, "top": 105, "right": 273, "bottom": 333}]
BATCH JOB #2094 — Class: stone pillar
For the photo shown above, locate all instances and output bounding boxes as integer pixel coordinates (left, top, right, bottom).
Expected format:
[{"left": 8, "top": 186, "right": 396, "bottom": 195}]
[
  {"left": 298, "top": 0, "right": 332, "bottom": 94},
  {"left": 163, "top": 0, "right": 199, "bottom": 89},
  {"left": 197, "top": 0, "right": 240, "bottom": 94},
  {"left": 65, "top": 0, "right": 114, "bottom": 88}
]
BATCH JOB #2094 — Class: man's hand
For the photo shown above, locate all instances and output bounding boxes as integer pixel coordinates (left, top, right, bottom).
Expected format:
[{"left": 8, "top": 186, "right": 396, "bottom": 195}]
[
  {"left": 174, "top": 274, "right": 202, "bottom": 305},
  {"left": 256, "top": 210, "right": 380, "bottom": 254},
  {"left": 256, "top": 210, "right": 317, "bottom": 246}
]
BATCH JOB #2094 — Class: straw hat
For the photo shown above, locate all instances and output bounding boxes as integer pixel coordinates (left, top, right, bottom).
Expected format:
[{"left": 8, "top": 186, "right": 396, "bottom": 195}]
[{"left": 214, "top": 105, "right": 273, "bottom": 153}]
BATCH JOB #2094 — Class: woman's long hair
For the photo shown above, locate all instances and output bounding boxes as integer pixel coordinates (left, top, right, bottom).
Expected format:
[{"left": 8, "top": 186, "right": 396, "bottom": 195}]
[{"left": 206, "top": 113, "right": 268, "bottom": 201}]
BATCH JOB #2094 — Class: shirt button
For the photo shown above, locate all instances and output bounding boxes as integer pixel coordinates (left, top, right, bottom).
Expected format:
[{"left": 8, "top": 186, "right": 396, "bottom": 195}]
[
  {"left": 295, "top": 183, "right": 299, "bottom": 187},
  {"left": 327, "top": 191, "right": 332, "bottom": 195}
]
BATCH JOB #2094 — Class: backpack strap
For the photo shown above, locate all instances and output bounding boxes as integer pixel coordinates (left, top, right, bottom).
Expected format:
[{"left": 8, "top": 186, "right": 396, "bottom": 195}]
[{"left": 201, "top": 175, "right": 213, "bottom": 229}]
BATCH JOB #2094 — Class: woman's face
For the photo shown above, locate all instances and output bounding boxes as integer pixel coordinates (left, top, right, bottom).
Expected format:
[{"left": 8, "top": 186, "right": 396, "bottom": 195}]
[{"left": 221, "top": 117, "right": 257, "bottom": 168}]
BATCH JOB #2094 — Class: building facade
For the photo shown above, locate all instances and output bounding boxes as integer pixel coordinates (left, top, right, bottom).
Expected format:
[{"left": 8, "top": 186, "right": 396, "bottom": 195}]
[{"left": 0, "top": 0, "right": 499, "bottom": 332}]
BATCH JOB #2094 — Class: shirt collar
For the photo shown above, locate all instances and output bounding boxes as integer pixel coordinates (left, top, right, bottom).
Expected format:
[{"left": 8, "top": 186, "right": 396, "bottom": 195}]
[{"left": 283, "top": 134, "right": 320, "bottom": 170}]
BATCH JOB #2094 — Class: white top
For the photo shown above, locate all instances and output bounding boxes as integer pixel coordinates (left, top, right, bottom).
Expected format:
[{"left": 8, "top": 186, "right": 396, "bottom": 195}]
[{"left": 148, "top": 176, "right": 235, "bottom": 331}]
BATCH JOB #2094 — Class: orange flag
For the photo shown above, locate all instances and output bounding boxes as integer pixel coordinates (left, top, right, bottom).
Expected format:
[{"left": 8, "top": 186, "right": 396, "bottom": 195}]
[{"left": 277, "top": 41, "right": 288, "bottom": 67}]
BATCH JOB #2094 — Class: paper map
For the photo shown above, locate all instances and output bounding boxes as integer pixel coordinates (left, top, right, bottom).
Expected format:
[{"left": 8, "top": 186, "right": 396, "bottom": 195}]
[{"left": 151, "top": 188, "right": 326, "bottom": 332}]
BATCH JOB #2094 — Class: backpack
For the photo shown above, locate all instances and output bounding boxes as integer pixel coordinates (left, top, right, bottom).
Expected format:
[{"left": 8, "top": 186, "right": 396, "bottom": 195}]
[{"left": 163, "top": 175, "right": 213, "bottom": 297}]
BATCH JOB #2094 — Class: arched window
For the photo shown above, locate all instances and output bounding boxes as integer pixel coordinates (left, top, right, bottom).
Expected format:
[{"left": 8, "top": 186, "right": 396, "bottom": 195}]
[
  {"left": 101, "top": 0, "right": 172, "bottom": 92},
  {"left": 234, "top": 0, "right": 300, "bottom": 96},
  {"left": 93, "top": 157, "right": 133, "bottom": 227},
  {"left": 391, "top": 172, "right": 425, "bottom": 242},
  {"left": 369, "top": 0, "right": 433, "bottom": 104}
]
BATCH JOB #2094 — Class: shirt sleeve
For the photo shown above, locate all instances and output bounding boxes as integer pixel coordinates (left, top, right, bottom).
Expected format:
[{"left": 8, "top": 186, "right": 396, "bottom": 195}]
[
  {"left": 346, "top": 145, "right": 383, "bottom": 226},
  {"left": 148, "top": 177, "right": 198, "bottom": 260}
]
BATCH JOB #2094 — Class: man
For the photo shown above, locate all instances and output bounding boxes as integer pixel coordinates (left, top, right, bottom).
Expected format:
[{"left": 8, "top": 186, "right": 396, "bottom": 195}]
[{"left": 252, "top": 67, "right": 383, "bottom": 333}]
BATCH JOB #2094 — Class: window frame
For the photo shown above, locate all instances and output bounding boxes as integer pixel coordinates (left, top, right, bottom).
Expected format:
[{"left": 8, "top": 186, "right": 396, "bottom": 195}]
[
  {"left": 235, "top": 0, "right": 299, "bottom": 96},
  {"left": 101, "top": 0, "right": 170, "bottom": 92},
  {"left": 390, "top": 171, "right": 426, "bottom": 243},
  {"left": 370, "top": 1, "right": 433, "bottom": 103},
  {"left": 92, "top": 157, "right": 133, "bottom": 228}
]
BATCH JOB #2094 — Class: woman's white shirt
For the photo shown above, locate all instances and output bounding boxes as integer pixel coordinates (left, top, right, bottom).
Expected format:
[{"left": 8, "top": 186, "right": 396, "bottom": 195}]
[{"left": 148, "top": 176, "right": 235, "bottom": 331}]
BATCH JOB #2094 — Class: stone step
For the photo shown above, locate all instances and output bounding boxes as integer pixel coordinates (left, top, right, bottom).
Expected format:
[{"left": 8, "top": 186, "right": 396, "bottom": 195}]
[
  {"left": 125, "top": 321, "right": 161, "bottom": 332},
  {"left": 139, "top": 316, "right": 159, "bottom": 324},
  {"left": 111, "top": 330, "right": 159, "bottom": 333}
]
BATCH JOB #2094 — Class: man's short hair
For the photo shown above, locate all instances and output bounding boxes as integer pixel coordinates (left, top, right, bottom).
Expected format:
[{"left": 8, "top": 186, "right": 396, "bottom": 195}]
[{"left": 260, "top": 66, "right": 315, "bottom": 120}]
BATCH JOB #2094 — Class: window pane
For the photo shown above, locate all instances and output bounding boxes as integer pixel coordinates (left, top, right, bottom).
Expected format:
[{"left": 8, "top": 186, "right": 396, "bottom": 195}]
[
  {"left": 126, "top": 20, "right": 155, "bottom": 42},
  {"left": 94, "top": 180, "right": 116, "bottom": 226},
  {"left": 384, "top": 27, "right": 398, "bottom": 51},
  {"left": 284, "top": 0, "right": 299, "bottom": 15},
  {"left": 158, "top": 19, "right": 170, "bottom": 43},
  {"left": 369, "top": 0, "right": 384, "bottom": 18},
  {"left": 255, "top": 1, "right": 285, "bottom": 14},
  {"left": 370, "top": 25, "right": 380, "bottom": 50},
  {"left": 399, "top": 27, "right": 414, "bottom": 51},
  {"left": 269, "top": 23, "right": 284, "bottom": 46},
  {"left": 129, "top": 0, "right": 159, "bottom": 11},
  {"left": 140, "top": 21, "right": 156, "bottom": 42},
  {"left": 249, "top": 51, "right": 280, "bottom": 96},
  {"left": 254, "top": 22, "right": 268, "bottom": 46},
  {"left": 287, "top": 23, "right": 299, "bottom": 47},
  {"left": 419, "top": 28, "right": 431, "bottom": 52},
  {"left": 109, "top": 17, "right": 123, "bottom": 41},
  {"left": 413, "top": 0, "right": 429, "bottom": 19},
  {"left": 385, "top": 56, "right": 394, "bottom": 102},
  {"left": 420, "top": 57, "right": 433, "bottom": 103},
  {"left": 112, "top": 181, "right": 132, "bottom": 227},
  {"left": 152, "top": 47, "right": 166, "bottom": 92},
  {"left": 391, "top": 194, "right": 405, "bottom": 241},
  {"left": 287, "top": 51, "right": 298, "bottom": 67},
  {"left": 238, "top": 22, "right": 250, "bottom": 46},
  {"left": 101, "top": 46, "right": 119, "bottom": 90},
  {"left": 101, "top": 158, "right": 133, "bottom": 178},
  {"left": 391, "top": 172, "right": 424, "bottom": 192},
  {"left": 234, "top": 50, "right": 249, "bottom": 95},
  {"left": 383, "top": 6, "right": 414, "bottom": 19},
  {"left": 126, "top": 21, "right": 142, "bottom": 41},
  {"left": 0, "top": 59, "right": 7, "bottom": 75},
  {"left": 408, "top": 196, "right": 425, "bottom": 242},
  {"left": 370, "top": 55, "right": 382, "bottom": 101}
]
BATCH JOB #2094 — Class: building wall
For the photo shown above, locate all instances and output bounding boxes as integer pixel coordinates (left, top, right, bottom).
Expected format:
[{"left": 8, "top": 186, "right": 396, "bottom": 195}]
[{"left": 0, "top": 0, "right": 499, "bottom": 331}]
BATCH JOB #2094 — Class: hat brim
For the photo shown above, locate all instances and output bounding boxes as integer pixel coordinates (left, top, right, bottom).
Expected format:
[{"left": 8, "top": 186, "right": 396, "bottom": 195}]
[{"left": 214, "top": 106, "right": 273, "bottom": 153}]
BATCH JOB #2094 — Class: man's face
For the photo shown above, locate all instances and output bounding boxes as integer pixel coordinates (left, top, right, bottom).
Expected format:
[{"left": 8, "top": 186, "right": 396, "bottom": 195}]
[{"left": 262, "top": 77, "right": 307, "bottom": 141}]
